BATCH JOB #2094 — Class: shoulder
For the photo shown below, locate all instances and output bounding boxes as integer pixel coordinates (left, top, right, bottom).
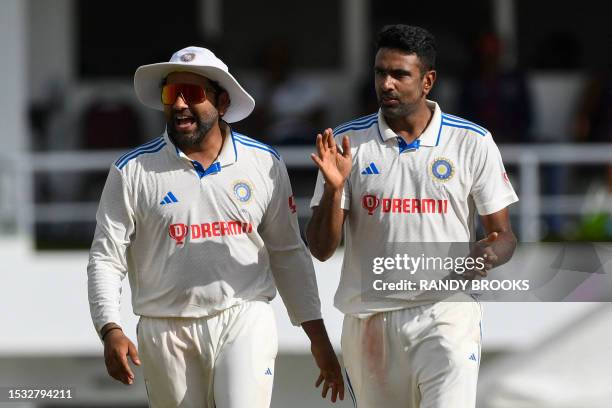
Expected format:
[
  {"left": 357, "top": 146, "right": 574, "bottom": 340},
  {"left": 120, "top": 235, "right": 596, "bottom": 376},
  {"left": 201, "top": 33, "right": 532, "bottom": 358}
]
[
  {"left": 114, "top": 135, "right": 167, "bottom": 171},
  {"left": 333, "top": 113, "right": 379, "bottom": 137},
  {"left": 440, "top": 113, "right": 490, "bottom": 139},
  {"left": 232, "top": 131, "right": 281, "bottom": 162},
  {"left": 332, "top": 113, "right": 380, "bottom": 149}
]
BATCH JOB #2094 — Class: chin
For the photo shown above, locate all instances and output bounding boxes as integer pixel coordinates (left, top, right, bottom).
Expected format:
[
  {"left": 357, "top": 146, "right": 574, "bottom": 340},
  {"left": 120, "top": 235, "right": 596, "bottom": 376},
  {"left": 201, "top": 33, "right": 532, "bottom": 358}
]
[{"left": 381, "top": 106, "right": 401, "bottom": 117}]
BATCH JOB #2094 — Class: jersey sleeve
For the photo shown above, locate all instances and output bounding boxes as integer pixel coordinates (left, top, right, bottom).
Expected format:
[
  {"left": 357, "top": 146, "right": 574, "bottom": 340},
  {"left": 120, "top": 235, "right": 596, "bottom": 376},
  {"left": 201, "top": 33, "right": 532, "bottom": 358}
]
[
  {"left": 87, "top": 165, "right": 135, "bottom": 337},
  {"left": 470, "top": 133, "right": 519, "bottom": 215},
  {"left": 259, "top": 160, "right": 322, "bottom": 326},
  {"left": 309, "top": 170, "right": 351, "bottom": 210}
]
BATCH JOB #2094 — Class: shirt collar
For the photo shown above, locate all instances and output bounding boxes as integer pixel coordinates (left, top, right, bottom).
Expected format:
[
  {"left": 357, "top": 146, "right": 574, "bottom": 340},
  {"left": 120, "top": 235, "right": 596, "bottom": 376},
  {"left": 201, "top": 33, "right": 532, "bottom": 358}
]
[
  {"left": 164, "top": 123, "right": 238, "bottom": 169},
  {"left": 377, "top": 100, "right": 442, "bottom": 148}
]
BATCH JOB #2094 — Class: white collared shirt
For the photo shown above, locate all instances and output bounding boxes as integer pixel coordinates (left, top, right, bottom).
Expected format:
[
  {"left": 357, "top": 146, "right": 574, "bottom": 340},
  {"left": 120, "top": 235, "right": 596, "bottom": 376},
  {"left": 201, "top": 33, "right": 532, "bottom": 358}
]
[
  {"left": 310, "top": 100, "right": 518, "bottom": 315},
  {"left": 88, "top": 127, "right": 321, "bottom": 334}
]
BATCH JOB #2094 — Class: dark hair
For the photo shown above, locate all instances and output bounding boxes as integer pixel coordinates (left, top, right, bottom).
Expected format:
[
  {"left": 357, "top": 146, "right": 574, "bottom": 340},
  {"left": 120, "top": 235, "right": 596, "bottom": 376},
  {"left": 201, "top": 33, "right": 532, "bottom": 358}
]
[{"left": 376, "top": 25, "right": 437, "bottom": 72}]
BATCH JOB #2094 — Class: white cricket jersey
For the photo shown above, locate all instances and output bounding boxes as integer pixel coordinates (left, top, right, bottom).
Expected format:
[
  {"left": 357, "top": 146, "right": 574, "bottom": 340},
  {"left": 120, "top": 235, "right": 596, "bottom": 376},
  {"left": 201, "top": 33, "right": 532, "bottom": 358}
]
[
  {"left": 310, "top": 100, "right": 518, "bottom": 316},
  {"left": 88, "top": 126, "right": 321, "bottom": 334}
]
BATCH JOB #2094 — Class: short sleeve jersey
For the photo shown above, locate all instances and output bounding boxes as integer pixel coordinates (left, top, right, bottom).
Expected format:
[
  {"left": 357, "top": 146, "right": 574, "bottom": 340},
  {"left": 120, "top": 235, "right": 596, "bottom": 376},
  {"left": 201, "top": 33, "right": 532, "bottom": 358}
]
[{"left": 310, "top": 100, "right": 518, "bottom": 315}]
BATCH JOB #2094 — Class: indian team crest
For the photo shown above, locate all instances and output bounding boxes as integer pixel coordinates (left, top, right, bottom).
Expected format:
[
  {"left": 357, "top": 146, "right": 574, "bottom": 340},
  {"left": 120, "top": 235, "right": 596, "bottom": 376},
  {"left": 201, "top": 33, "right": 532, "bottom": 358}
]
[
  {"left": 429, "top": 157, "right": 455, "bottom": 182},
  {"left": 180, "top": 52, "right": 196, "bottom": 62},
  {"left": 232, "top": 180, "right": 254, "bottom": 203}
]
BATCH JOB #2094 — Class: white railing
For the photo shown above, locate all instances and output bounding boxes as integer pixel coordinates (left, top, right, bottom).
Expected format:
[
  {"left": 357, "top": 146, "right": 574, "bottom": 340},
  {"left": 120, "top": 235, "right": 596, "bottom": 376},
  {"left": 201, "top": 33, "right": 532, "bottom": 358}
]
[{"left": 1, "top": 144, "right": 612, "bottom": 242}]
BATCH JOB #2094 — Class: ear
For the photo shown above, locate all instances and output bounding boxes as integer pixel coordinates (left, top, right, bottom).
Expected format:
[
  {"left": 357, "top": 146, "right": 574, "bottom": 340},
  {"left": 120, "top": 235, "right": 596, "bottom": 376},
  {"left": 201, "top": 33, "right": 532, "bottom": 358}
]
[
  {"left": 422, "top": 70, "right": 437, "bottom": 96},
  {"left": 217, "top": 91, "right": 230, "bottom": 116}
]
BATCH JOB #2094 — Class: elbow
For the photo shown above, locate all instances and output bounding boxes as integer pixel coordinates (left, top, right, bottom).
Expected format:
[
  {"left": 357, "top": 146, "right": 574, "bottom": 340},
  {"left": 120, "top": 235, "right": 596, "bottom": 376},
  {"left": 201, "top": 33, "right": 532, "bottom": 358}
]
[
  {"left": 307, "top": 242, "right": 335, "bottom": 262},
  {"left": 305, "top": 223, "right": 336, "bottom": 262},
  {"left": 311, "top": 248, "right": 334, "bottom": 262}
]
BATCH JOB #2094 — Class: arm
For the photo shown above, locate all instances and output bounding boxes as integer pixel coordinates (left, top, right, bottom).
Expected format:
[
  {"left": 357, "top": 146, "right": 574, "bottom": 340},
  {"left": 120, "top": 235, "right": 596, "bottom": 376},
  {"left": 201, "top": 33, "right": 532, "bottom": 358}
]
[
  {"left": 480, "top": 207, "right": 517, "bottom": 266},
  {"left": 463, "top": 208, "right": 517, "bottom": 279},
  {"left": 464, "top": 132, "right": 519, "bottom": 279},
  {"left": 259, "top": 159, "right": 344, "bottom": 402},
  {"left": 306, "top": 129, "right": 352, "bottom": 261},
  {"left": 302, "top": 319, "right": 345, "bottom": 403},
  {"left": 87, "top": 165, "right": 140, "bottom": 384},
  {"left": 307, "top": 190, "right": 348, "bottom": 261}
]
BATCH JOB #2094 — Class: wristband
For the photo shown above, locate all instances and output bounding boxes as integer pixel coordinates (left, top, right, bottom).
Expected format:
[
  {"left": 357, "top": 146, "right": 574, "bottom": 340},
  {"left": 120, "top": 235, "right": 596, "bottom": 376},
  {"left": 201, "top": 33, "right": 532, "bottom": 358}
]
[{"left": 101, "top": 326, "right": 122, "bottom": 341}]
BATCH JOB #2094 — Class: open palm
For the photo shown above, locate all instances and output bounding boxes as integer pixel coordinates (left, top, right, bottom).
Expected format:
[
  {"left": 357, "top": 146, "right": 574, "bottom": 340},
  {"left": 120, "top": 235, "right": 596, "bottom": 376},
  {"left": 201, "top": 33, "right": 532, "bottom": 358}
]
[{"left": 310, "top": 128, "right": 352, "bottom": 190}]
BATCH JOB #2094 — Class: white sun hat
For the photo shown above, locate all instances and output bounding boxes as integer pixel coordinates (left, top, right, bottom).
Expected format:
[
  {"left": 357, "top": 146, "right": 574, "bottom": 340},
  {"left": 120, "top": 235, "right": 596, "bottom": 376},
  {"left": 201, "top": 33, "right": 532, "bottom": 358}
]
[{"left": 134, "top": 46, "right": 255, "bottom": 123}]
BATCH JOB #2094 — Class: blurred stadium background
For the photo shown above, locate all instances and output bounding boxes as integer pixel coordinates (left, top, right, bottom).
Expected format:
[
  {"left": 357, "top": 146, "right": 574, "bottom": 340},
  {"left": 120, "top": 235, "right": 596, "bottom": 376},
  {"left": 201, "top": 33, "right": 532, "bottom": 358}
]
[{"left": 0, "top": 0, "right": 611, "bottom": 407}]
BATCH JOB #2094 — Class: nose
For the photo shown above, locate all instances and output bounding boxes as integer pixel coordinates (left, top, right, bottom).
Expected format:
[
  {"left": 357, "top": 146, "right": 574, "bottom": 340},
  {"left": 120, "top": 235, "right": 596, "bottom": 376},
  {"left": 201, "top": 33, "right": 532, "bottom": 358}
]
[
  {"left": 381, "top": 74, "right": 395, "bottom": 92},
  {"left": 172, "top": 93, "right": 189, "bottom": 109}
]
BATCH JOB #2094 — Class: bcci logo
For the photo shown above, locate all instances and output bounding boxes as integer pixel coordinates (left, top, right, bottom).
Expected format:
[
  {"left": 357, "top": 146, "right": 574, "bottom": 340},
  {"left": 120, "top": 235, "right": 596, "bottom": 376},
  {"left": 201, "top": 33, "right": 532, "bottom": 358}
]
[
  {"left": 232, "top": 180, "right": 253, "bottom": 203},
  {"left": 169, "top": 223, "right": 188, "bottom": 245},
  {"left": 180, "top": 52, "right": 196, "bottom": 62},
  {"left": 429, "top": 158, "right": 455, "bottom": 182},
  {"left": 362, "top": 194, "right": 380, "bottom": 215}
]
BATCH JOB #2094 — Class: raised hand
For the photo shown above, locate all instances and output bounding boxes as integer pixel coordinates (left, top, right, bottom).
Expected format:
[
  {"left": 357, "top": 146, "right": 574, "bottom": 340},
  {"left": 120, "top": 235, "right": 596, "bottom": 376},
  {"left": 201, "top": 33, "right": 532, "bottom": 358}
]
[{"left": 310, "top": 128, "right": 352, "bottom": 191}]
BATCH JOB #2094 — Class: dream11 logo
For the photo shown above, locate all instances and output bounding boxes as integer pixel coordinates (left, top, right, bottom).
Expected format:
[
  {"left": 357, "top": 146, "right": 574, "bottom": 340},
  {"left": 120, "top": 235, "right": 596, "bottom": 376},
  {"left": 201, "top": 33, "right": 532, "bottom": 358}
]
[
  {"left": 362, "top": 194, "right": 380, "bottom": 215},
  {"left": 169, "top": 223, "right": 188, "bottom": 245}
]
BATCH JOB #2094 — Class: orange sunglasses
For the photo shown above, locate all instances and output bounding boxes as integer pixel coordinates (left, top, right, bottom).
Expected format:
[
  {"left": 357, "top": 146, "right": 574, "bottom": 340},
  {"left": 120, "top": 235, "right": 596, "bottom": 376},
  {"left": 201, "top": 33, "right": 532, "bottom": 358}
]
[{"left": 161, "top": 83, "right": 213, "bottom": 105}]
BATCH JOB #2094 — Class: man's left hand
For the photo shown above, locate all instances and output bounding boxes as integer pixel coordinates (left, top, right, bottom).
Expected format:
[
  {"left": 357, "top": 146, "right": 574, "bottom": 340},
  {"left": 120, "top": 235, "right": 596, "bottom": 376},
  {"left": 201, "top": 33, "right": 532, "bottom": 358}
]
[
  {"left": 463, "top": 232, "right": 499, "bottom": 279},
  {"left": 311, "top": 339, "right": 345, "bottom": 403}
]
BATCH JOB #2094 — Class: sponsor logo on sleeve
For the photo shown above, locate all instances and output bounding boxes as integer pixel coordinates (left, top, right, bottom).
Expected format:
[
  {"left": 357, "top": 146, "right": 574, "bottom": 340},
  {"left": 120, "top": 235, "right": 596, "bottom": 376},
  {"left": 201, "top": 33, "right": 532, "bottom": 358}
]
[{"left": 288, "top": 195, "right": 297, "bottom": 214}]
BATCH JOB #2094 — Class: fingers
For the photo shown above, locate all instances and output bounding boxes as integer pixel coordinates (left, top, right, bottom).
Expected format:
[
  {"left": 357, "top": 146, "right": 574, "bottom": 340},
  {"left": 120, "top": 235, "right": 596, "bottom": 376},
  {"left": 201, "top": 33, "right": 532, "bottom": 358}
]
[
  {"left": 128, "top": 341, "right": 141, "bottom": 366},
  {"left": 104, "top": 337, "right": 137, "bottom": 385},
  {"left": 118, "top": 350, "right": 135, "bottom": 384},
  {"left": 341, "top": 135, "right": 351, "bottom": 159},
  {"left": 330, "top": 378, "right": 345, "bottom": 402},
  {"left": 324, "top": 128, "right": 335, "bottom": 150},
  {"left": 322, "top": 381, "right": 330, "bottom": 399},
  {"left": 479, "top": 231, "right": 499, "bottom": 244},
  {"left": 485, "top": 231, "right": 499, "bottom": 242},
  {"left": 310, "top": 153, "right": 324, "bottom": 169},
  {"left": 315, "top": 133, "right": 326, "bottom": 157},
  {"left": 315, "top": 373, "right": 324, "bottom": 388},
  {"left": 315, "top": 371, "right": 345, "bottom": 403}
]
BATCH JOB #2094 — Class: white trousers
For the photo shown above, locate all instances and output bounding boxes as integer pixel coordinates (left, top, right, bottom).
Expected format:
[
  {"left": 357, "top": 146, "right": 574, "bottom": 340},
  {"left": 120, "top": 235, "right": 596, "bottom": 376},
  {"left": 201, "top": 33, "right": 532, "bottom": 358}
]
[
  {"left": 342, "top": 298, "right": 482, "bottom": 408},
  {"left": 137, "top": 301, "right": 278, "bottom": 408}
]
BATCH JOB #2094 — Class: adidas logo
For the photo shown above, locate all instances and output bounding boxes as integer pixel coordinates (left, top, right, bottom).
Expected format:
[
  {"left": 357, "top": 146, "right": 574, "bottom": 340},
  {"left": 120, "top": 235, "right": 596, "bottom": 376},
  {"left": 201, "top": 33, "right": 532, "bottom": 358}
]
[
  {"left": 160, "top": 191, "right": 179, "bottom": 205},
  {"left": 264, "top": 368, "right": 272, "bottom": 376},
  {"left": 361, "top": 162, "right": 380, "bottom": 175},
  {"left": 469, "top": 353, "right": 477, "bottom": 362}
]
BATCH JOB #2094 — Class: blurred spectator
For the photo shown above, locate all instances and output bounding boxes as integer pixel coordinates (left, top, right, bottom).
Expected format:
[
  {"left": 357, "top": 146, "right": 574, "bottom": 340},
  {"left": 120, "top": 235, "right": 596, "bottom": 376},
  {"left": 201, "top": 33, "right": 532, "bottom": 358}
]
[
  {"left": 575, "top": 73, "right": 612, "bottom": 145},
  {"left": 572, "top": 70, "right": 612, "bottom": 240},
  {"left": 459, "top": 33, "right": 533, "bottom": 144},
  {"left": 79, "top": 99, "right": 144, "bottom": 200},
  {"left": 244, "top": 42, "right": 327, "bottom": 145}
]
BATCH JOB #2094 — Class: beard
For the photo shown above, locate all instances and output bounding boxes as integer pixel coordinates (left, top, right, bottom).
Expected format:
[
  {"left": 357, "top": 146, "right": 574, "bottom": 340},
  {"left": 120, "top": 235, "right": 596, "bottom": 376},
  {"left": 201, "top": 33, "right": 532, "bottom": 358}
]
[
  {"left": 166, "top": 107, "right": 219, "bottom": 150},
  {"left": 378, "top": 85, "right": 425, "bottom": 119}
]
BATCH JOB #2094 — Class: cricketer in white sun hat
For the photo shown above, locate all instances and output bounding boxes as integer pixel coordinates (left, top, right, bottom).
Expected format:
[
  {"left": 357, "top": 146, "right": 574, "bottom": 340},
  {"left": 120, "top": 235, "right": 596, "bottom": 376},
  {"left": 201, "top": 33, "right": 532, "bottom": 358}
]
[{"left": 134, "top": 46, "right": 255, "bottom": 123}]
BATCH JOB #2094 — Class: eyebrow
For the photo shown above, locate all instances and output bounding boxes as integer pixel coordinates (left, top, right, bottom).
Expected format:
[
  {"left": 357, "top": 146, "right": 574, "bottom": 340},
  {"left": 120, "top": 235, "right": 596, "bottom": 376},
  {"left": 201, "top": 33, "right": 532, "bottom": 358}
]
[{"left": 374, "top": 67, "right": 412, "bottom": 76}]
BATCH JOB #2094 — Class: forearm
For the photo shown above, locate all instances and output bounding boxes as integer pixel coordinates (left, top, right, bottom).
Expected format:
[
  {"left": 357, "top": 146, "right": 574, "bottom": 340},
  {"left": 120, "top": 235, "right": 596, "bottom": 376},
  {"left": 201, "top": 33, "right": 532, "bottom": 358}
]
[
  {"left": 268, "top": 248, "right": 322, "bottom": 326},
  {"left": 87, "top": 259, "right": 125, "bottom": 334},
  {"left": 306, "top": 185, "right": 346, "bottom": 261},
  {"left": 301, "top": 319, "right": 332, "bottom": 344}
]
